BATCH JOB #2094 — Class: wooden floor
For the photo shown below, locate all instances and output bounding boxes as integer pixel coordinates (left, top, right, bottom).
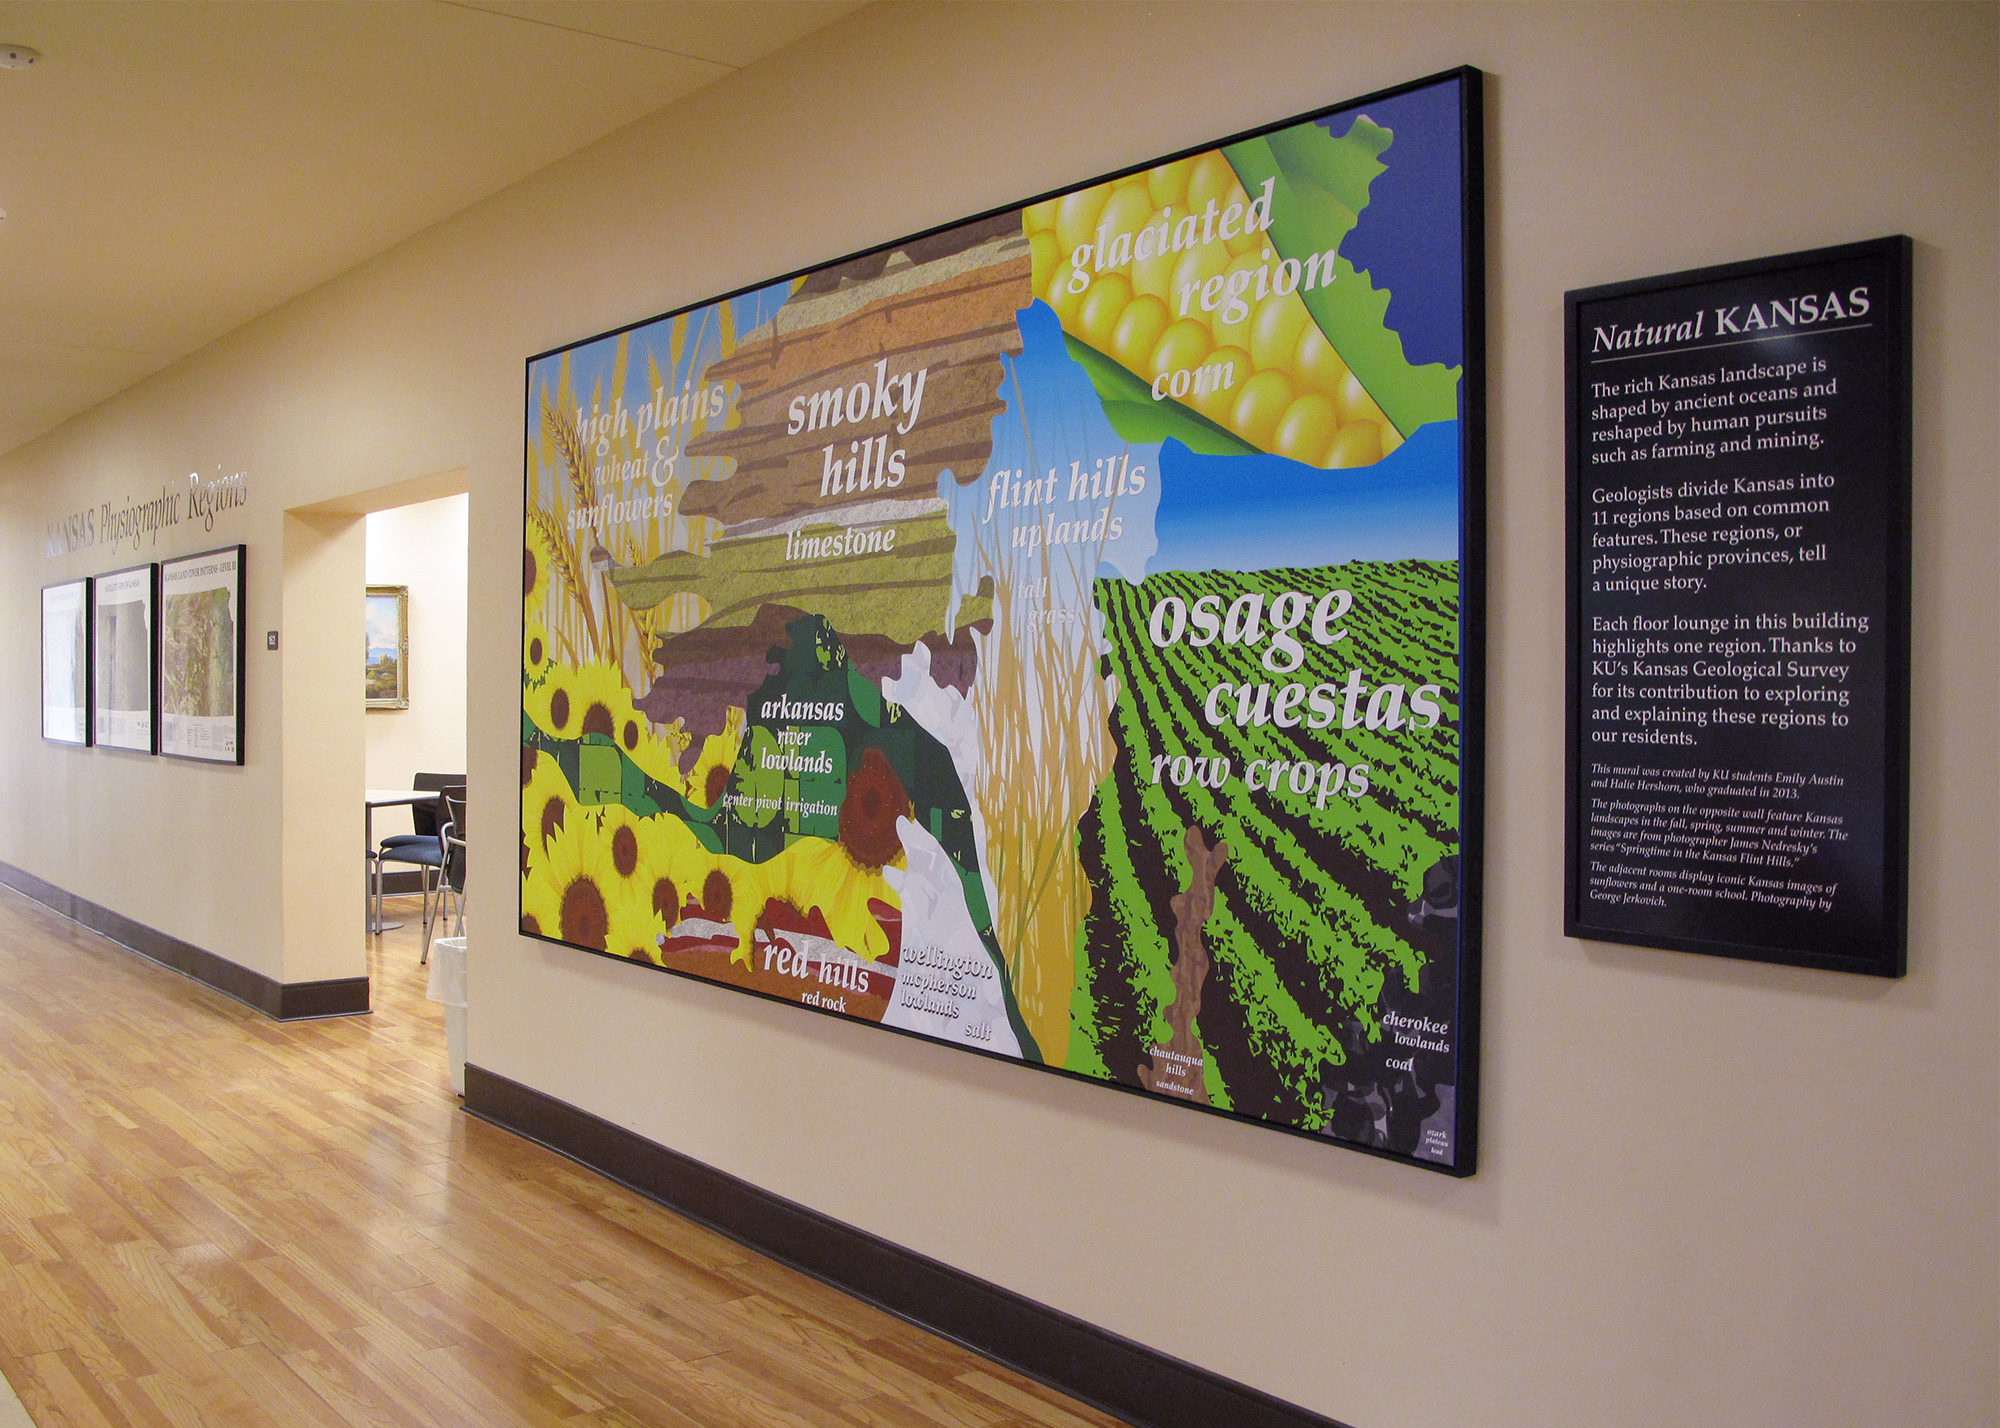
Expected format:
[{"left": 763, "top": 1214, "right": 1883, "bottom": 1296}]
[{"left": 0, "top": 885, "right": 1125, "bottom": 1428}]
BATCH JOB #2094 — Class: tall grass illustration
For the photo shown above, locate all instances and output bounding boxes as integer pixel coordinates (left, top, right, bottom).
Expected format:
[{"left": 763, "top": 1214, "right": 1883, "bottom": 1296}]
[{"left": 962, "top": 358, "right": 1126, "bottom": 1068}]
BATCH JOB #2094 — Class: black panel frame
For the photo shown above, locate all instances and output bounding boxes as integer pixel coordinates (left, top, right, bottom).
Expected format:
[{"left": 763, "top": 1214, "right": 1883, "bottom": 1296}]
[{"left": 1563, "top": 236, "right": 1911, "bottom": 977}]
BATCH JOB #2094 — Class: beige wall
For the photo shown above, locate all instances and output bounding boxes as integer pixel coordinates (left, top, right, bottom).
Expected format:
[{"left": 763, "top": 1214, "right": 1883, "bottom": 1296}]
[
  {"left": 1, "top": 5, "right": 1993, "bottom": 1424},
  {"left": 364, "top": 493, "right": 468, "bottom": 799}
]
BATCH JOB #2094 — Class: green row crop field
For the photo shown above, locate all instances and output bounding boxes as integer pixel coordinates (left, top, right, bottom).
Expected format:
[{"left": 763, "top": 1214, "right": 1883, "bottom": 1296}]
[{"left": 1072, "top": 560, "right": 1462, "bottom": 1130}]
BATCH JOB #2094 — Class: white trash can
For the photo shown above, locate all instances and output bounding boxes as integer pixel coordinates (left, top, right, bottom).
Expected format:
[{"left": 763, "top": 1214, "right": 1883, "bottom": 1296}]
[{"left": 427, "top": 936, "right": 468, "bottom": 1096}]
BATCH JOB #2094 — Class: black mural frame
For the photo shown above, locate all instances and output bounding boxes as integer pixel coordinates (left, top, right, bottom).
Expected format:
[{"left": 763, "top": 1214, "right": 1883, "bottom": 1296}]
[
  {"left": 40, "top": 576, "right": 93, "bottom": 747},
  {"left": 90, "top": 561, "right": 161, "bottom": 756},
  {"left": 522, "top": 67, "right": 1488, "bottom": 1172},
  {"left": 158, "top": 544, "right": 248, "bottom": 767},
  {"left": 1563, "top": 237, "right": 1910, "bottom": 976}
]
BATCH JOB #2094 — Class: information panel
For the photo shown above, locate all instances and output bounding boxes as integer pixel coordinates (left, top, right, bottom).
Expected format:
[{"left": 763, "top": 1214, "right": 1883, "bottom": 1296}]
[
  {"left": 1565, "top": 238, "right": 1910, "bottom": 976},
  {"left": 523, "top": 69, "right": 1485, "bottom": 1170}
]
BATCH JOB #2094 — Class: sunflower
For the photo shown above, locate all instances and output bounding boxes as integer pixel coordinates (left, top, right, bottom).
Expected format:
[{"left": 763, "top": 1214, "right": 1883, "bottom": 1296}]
[
  {"left": 519, "top": 862, "right": 559, "bottom": 940},
  {"left": 603, "top": 892, "right": 668, "bottom": 966},
  {"left": 525, "top": 809, "right": 618, "bottom": 951},
  {"left": 593, "top": 802, "right": 658, "bottom": 909},
  {"left": 684, "top": 705, "right": 746, "bottom": 809},
  {"left": 708, "top": 854, "right": 779, "bottom": 965},
  {"left": 567, "top": 661, "right": 640, "bottom": 744},
  {"left": 519, "top": 807, "right": 561, "bottom": 938},
  {"left": 632, "top": 807, "right": 714, "bottom": 928},
  {"left": 523, "top": 619, "right": 553, "bottom": 687},
  {"left": 522, "top": 751, "right": 578, "bottom": 862},
  {"left": 525, "top": 660, "right": 582, "bottom": 740},
  {"left": 612, "top": 708, "right": 689, "bottom": 796},
  {"left": 839, "top": 746, "right": 911, "bottom": 868},
  {"left": 524, "top": 519, "right": 553, "bottom": 617},
  {"left": 775, "top": 835, "right": 900, "bottom": 962}
]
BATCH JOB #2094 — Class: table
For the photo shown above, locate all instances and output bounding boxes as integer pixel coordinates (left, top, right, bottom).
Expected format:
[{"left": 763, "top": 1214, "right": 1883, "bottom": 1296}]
[{"left": 366, "top": 788, "right": 436, "bottom": 934}]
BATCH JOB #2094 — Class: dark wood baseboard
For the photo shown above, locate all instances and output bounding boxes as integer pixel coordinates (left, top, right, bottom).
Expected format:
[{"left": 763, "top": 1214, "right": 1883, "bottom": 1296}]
[
  {"left": 0, "top": 862, "right": 369, "bottom": 1021},
  {"left": 464, "top": 1064, "right": 1348, "bottom": 1428}
]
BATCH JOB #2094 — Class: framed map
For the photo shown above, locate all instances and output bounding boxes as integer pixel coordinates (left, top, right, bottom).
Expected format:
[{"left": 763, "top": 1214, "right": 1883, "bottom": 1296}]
[
  {"left": 160, "top": 545, "right": 245, "bottom": 765},
  {"left": 520, "top": 68, "right": 1486, "bottom": 1171},
  {"left": 93, "top": 563, "right": 158, "bottom": 753},
  {"left": 41, "top": 577, "right": 91, "bottom": 746}
]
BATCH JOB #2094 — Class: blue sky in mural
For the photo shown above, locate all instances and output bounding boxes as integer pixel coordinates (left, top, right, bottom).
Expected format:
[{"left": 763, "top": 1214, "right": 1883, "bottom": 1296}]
[
  {"left": 527, "top": 277, "right": 796, "bottom": 440},
  {"left": 943, "top": 301, "right": 1161, "bottom": 618},
  {"left": 1148, "top": 422, "right": 1460, "bottom": 574},
  {"left": 1324, "top": 77, "right": 1464, "bottom": 374}
]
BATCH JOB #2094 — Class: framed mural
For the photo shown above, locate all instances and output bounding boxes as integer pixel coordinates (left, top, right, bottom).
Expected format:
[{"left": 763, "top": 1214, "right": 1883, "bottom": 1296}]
[
  {"left": 41, "top": 577, "right": 91, "bottom": 746},
  {"left": 92, "top": 563, "right": 158, "bottom": 753},
  {"left": 521, "top": 68, "right": 1486, "bottom": 1172},
  {"left": 159, "top": 545, "right": 245, "bottom": 765},
  {"left": 366, "top": 585, "right": 411, "bottom": 710}
]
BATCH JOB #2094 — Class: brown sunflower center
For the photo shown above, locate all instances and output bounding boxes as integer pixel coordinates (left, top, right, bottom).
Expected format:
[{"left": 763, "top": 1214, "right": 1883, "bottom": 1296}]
[
  {"left": 523, "top": 547, "right": 538, "bottom": 597},
  {"left": 651, "top": 876, "right": 680, "bottom": 924},
  {"left": 582, "top": 702, "right": 615, "bottom": 739},
  {"left": 839, "top": 746, "right": 910, "bottom": 868},
  {"left": 701, "top": 869, "right": 733, "bottom": 921},
  {"left": 704, "top": 763, "right": 730, "bottom": 806},
  {"left": 550, "top": 688, "right": 571, "bottom": 730},
  {"left": 560, "top": 876, "right": 608, "bottom": 949},
  {"left": 622, "top": 718, "right": 640, "bottom": 751},
  {"left": 539, "top": 797, "right": 565, "bottom": 848},
  {"left": 528, "top": 636, "right": 544, "bottom": 665},
  {"left": 611, "top": 824, "right": 639, "bottom": 879}
]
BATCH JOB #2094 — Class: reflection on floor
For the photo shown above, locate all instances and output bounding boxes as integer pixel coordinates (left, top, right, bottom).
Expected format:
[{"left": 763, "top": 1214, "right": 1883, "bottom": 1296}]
[{"left": 0, "top": 886, "right": 1122, "bottom": 1428}]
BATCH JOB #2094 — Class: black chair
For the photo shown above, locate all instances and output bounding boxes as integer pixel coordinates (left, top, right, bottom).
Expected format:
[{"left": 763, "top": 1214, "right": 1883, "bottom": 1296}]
[
  {"left": 374, "top": 772, "right": 463, "bottom": 959},
  {"left": 440, "top": 788, "right": 468, "bottom": 945}
]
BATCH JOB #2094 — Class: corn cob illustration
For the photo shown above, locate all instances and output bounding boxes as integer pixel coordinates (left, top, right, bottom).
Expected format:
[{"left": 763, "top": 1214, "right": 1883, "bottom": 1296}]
[{"left": 1024, "top": 148, "right": 1405, "bottom": 469}]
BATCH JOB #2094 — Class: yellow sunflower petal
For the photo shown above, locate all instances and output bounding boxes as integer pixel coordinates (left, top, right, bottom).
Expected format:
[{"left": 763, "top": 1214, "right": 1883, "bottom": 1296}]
[
  {"left": 603, "top": 887, "right": 668, "bottom": 966},
  {"left": 620, "top": 714, "right": 689, "bottom": 795},
  {"left": 521, "top": 751, "right": 579, "bottom": 860},
  {"left": 520, "top": 829, "right": 561, "bottom": 940},
  {"left": 684, "top": 709, "right": 746, "bottom": 809},
  {"left": 523, "top": 619, "right": 553, "bottom": 685},
  {"left": 777, "top": 836, "right": 896, "bottom": 962},
  {"left": 524, "top": 520, "right": 554, "bottom": 617}
]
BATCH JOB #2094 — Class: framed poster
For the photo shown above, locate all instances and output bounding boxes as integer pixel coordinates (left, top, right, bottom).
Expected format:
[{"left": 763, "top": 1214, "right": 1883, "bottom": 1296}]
[
  {"left": 92, "top": 563, "right": 158, "bottom": 753},
  {"left": 41, "top": 577, "right": 91, "bottom": 746},
  {"left": 522, "top": 68, "right": 1485, "bottom": 1172},
  {"left": 1564, "top": 237, "right": 1911, "bottom": 976},
  {"left": 159, "top": 544, "right": 246, "bottom": 765},
  {"left": 365, "top": 585, "right": 410, "bottom": 709}
]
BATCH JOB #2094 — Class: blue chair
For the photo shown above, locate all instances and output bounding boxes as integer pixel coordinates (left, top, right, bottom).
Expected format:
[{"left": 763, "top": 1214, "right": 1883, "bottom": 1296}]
[{"left": 374, "top": 773, "right": 462, "bottom": 961}]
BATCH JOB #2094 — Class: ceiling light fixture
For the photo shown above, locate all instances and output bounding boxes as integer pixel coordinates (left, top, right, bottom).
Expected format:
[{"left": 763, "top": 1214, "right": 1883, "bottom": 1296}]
[{"left": 0, "top": 44, "right": 40, "bottom": 69}]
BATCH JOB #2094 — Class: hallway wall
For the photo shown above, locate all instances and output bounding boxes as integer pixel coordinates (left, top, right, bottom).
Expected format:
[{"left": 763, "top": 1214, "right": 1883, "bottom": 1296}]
[{"left": 0, "top": 6, "right": 1993, "bottom": 1425}]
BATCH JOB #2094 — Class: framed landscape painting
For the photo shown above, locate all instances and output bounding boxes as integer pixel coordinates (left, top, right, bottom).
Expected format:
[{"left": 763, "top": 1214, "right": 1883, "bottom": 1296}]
[{"left": 366, "top": 585, "right": 410, "bottom": 710}]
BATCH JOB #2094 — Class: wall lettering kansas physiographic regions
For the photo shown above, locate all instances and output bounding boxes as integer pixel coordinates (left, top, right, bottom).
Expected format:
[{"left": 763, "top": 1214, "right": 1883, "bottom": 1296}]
[{"left": 45, "top": 469, "right": 249, "bottom": 559}]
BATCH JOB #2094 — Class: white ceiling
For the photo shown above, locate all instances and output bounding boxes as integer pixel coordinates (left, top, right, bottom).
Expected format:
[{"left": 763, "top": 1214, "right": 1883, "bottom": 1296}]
[{"left": 0, "top": 0, "right": 865, "bottom": 458}]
